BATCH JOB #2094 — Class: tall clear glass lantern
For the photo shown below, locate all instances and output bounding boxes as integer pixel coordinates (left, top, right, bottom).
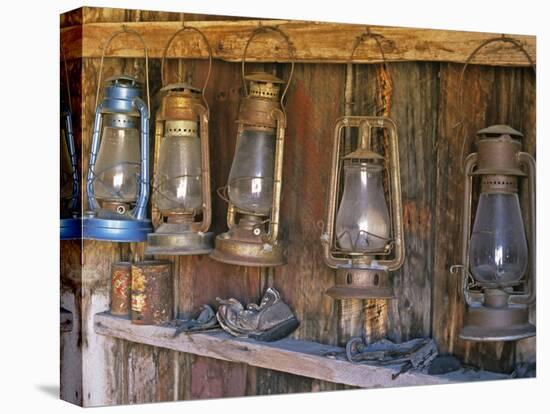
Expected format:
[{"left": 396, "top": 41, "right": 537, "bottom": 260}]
[
  {"left": 210, "top": 26, "right": 294, "bottom": 267},
  {"left": 145, "top": 26, "right": 214, "bottom": 255},
  {"left": 322, "top": 117, "right": 404, "bottom": 299},
  {"left": 453, "top": 125, "right": 536, "bottom": 341},
  {"left": 83, "top": 29, "right": 152, "bottom": 242}
]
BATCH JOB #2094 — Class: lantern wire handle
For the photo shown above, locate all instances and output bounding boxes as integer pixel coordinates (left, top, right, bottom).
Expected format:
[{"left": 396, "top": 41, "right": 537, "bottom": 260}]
[
  {"left": 348, "top": 27, "right": 393, "bottom": 116},
  {"left": 61, "top": 46, "right": 72, "bottom": 114},
  {"left": 344, "top": 28, "right": 395, "bottom": 242},
  {"left": 94, "top": 26, "right": 151, "bottom": 113},
  {"left": 160, "top": 25, "right": 213, "bottom": 115},
  {"left": 456, "top": 35, "right": 536, "bottom": 172},
  {"left": 241, "top": 25, "right": 295, "bottom": 115}
]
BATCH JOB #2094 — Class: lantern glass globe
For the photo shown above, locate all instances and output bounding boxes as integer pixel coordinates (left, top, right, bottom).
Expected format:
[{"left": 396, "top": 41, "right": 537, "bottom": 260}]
[
  {"left": 94, "top": 126, "right": 140, "bottom": 202},
  {"left": 335, "top": 162, "right": 390, "bottom": 253}
]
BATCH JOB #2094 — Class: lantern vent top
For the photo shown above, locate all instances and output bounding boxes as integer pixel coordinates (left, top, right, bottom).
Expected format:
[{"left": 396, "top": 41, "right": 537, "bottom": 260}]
[
  {"left": 477, "top": 124, "right": 523, "bottom": 140},
  {"left": 343, "top": 148, "right": 385, "bottom": 161},
  {"left": 105, "top": 75, "right": 142, "bottom": 89},
  {"left": 245, "top": 72, "right": 284, "bottom": 101},
  {"left": 161, "top": 83, "right": 201, "bottom": 95}
]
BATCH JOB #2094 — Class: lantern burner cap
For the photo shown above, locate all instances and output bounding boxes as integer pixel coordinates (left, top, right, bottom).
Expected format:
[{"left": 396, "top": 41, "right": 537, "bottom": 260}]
[
  {"left": 343, "top": 148, "right": 385, "bottom": 161},
  {"left": 105, "top": 75, "right": 142, "bottom": 88},
  {"left": 161, "top": 82, "right": 201, "bottom": 94},
  {"left": 477, "top": 124, "right": 523, "bottom": 140},
  {"left": 244, "top": 72, "right": 285, "bottom": 84}
]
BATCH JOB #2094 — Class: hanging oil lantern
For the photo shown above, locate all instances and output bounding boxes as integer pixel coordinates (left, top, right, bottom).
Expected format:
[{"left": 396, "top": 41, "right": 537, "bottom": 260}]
[
  {"left": 83, "top": 29, "right": 152, "bottom": 242},
  {"left": 321, "top": 31, "right": 404, "bottom": 299},
  {"left": 210, "top": 26, "right": 294, "bottom": 267},
  {"left": 322, "top": 118, "right": 404, "bottom": 299},
  {"left": 450, "top": 36, "right": 536, "bottom": 341},
  {"left": 453, "top": 125, "right": 536, "bottom": 341},
  {"left": 145, "top": 26, "right": 214, "bottom": 255},
  {"left": 60, "top": 48, "right": 80, "bottom": 240}
]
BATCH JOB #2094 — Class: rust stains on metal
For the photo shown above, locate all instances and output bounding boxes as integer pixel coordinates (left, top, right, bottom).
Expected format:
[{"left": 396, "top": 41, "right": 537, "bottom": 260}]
[
  {"left": 131, "top": 261, "right": 173, "bottom": 325},
  {"left": 110, "top": 262, "right": 132, "bottom": 316}
]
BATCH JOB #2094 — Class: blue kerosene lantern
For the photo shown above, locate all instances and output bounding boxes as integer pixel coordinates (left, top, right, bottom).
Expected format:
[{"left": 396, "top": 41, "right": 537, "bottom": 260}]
[{"left": 83, "top": 74, "right": 152, "bottom": 242}]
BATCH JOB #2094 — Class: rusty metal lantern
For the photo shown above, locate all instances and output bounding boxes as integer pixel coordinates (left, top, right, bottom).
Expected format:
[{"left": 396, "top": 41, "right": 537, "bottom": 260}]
[
  {"left": 450, "top": 36, "right": 536, "bottom": 342},
  {"left": 145, "top": 27, "right": 214, "bottom": 255},
  {"left": 210, "top": 26, "right": 294, "bottom": 267},
  {"left": 321, "top": 31, "right": 404, "bottom": 299},
  {"left": 322, "top": 117, "right": 404, "bottom": 299},
  {"left": 453, "top": 125, "right": 536, "bottom": 341}
]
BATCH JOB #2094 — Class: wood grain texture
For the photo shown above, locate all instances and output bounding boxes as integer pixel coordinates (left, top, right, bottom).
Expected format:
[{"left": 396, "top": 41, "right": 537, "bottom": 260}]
[
  {"left": 61, "top": 18, "right": 535, "bottom": 66},
  {"left": 384, "top": 62, "right": 438, "bottom": 342},
  {"left": 95, "top": 312, "right": 509, "bottom": 388},
  {"left": 60, "top": 240, "right": 83, "bottom": 405},
  {"left": 274, "top": 62, "right": 345, "bottom": 345},
  {"left": 60, "top": 7, "right": 83, "bottom": 29}
]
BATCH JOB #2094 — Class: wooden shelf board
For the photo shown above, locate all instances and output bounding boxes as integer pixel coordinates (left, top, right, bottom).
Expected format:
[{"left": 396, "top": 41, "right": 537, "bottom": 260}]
[
  {"left": 94, "top": 312, "right": 509, "bottom": 389},
  {"left": 60, "top": 19, "right": 535, "bottom": 66}
]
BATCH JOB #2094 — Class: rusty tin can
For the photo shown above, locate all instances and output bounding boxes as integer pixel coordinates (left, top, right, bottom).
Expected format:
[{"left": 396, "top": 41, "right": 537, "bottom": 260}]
[
  {"left": 110, "top": 262, "right": 132, "bottom": 316},
  {"left": 131, "top": 260, "right": 173, "bottom": 325}
]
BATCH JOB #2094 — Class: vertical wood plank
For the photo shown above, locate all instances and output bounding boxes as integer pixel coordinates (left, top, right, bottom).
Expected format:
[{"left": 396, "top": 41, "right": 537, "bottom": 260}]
[
  {"left": 60, "top": 240, "right": 83, "bottom": 405},
  {"left": 274, "top": 63, "right": 345, "bottom": 345},
  {"left": 384, "top": 62, "right": 438, "bottom": 342}
]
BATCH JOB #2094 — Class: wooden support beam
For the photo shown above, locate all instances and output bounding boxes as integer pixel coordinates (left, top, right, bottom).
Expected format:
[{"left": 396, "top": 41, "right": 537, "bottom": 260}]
[
  {"left": 94, "top": 312, "right": 508, "bottom": 389},
  {"left": 60, "top": 19, "right": 535, "bottom": 66}
]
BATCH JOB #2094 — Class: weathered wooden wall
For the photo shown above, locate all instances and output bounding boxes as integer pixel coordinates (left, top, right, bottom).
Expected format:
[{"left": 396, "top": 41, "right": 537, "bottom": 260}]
[{"left": 60, "top": 6, "right": 536, "bottom": 407}]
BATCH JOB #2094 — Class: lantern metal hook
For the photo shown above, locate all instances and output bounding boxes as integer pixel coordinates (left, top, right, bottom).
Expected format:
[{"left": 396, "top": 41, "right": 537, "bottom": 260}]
[
  {"left": 347, "top": 27, "right": 393, "bottom": 117},
  {"left": 241, "top": 25, "right": 295, "bottom": 116},
  {"left": 94, "top": 27, "right": 151, "bottom": 113},
  {"left": 455, "top": 35, "right": 535, "bottom": 172},
  {"left": 160, "top": 25, "right": 213, "bottom": 115}
]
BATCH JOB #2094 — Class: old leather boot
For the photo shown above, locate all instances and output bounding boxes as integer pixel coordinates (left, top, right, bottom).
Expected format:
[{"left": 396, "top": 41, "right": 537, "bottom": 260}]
[{"left": 216, "top": 288, "right": 299, "bottom": 342}]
